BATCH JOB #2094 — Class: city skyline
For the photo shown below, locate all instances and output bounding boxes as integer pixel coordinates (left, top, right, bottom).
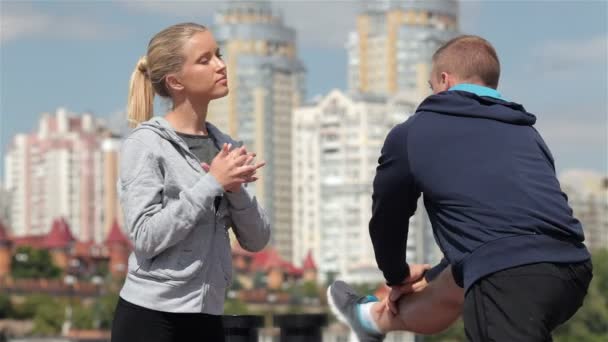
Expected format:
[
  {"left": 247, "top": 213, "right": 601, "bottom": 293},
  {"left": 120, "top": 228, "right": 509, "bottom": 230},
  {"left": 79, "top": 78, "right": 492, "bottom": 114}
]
[{"left": 1, "top": 0, "right": 607, "bottom": 175}]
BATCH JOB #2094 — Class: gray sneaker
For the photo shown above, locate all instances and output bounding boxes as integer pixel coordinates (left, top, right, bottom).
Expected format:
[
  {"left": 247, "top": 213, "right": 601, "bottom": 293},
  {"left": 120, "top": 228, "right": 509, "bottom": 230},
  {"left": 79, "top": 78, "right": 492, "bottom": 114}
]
[{"left": 327, "top": 280, "right": 385, "bottom": 342}]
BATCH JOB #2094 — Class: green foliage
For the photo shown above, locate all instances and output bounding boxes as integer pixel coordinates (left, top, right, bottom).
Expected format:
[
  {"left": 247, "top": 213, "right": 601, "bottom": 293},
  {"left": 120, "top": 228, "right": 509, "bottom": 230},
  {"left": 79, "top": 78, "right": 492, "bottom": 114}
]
[
  {"left": 301, "top": 281, "right": 319, "bottom": 298},
  {"left": 230, "top": 277, "right": 243, "bottom": 291},
  {"left": 11, "top": 246, "right": 61, "bottom": 279},
  {"left": 72, "top": 303, "right": 94, "bottom": 330},
  {"left": 93, "top": 262, "right": 109, "bottom": 278},
  {"left": 96, "top": 291, "right": 120, "bottom": 330},
  {"left": 351, "top": 283, "right": 378, "bottom": 297},
  {"left": 253, "top": 272, "right": 266, "bottom": 289},
  {"left": 324, "top": 271, "right": 337, "bottom": 287},
  {"left": 11, "top": 294, "right": 56, "bottom": 320},
  {"left": 224, "top": 298, "right": 250, "bottom": 315},
  {"left": 30, "top": 296, "right": 63, "bottom": 336},
  {"left": 554, "top": 249, "right": 608, "bottom": 341},
  {"left": 0, "top": 293, "right": 13, "bottom": 319},
  {"left": 8, "top": 291, "right": 120, "bottom": 333}
]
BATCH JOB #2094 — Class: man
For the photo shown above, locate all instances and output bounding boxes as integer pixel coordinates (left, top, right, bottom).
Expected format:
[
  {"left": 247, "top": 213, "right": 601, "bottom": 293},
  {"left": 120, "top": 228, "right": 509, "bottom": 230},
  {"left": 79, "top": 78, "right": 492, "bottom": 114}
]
[{"left": 328, "top": 35, "right": 593, "bottom": 342}]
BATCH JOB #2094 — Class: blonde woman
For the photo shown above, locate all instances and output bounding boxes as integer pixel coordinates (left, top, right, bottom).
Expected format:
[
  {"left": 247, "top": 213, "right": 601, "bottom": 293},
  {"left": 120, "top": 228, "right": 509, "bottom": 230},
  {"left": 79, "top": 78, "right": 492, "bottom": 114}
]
[{"left": 111, "top": 23, "right": 271, "bottom": 342}]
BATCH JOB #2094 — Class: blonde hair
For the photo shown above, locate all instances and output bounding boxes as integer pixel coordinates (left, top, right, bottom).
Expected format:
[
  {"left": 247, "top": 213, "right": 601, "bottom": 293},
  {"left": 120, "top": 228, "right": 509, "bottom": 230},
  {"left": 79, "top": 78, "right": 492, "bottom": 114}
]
[{"left": 127, "top": 23, "right": 208, "bottom": 127}]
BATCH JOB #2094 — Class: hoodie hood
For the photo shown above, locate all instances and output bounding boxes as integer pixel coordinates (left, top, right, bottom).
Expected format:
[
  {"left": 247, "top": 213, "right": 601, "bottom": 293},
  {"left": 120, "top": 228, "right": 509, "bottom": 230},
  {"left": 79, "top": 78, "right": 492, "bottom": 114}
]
[
  {"left": 135, "top": 116, "right": 189, "bottom": 150},
  {"left": 134, "top": 116, "right": 238, "bottom": 150},
  {"left": 130, "top": 116, "right": 240, "bottom": 172},
  {"left": 417, "top": 90, "right": 537, "bottom": 126}
]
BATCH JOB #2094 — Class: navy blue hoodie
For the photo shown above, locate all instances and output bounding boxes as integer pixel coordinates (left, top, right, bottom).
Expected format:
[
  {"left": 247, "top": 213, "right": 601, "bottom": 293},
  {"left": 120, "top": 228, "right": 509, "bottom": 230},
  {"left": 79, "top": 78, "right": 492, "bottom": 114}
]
[{"left": 370, "top": 90, "right": 590, "bottom": 290}]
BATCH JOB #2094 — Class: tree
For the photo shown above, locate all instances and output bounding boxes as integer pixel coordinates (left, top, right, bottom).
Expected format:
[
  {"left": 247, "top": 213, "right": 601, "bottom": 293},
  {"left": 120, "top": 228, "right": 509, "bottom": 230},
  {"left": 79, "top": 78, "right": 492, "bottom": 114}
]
[
  {"left": 11, "top": 294, "right": 55, "bottom": 320},
  {"left": 96, "top": 291, "right": 120, "bottom": 330},
  {"left": 324, "top": 271, "right": 337, "bottom": 287},
  {"left": 30, "top": 296, "right": 63, "bottom": 336},
  {"left": 224, "top": 298, "right": 249, "bottom": 315},
  {"left": 0, "top": 294, "right": 12, "bottom": 319},
  {"left": 72, "top": 303, "right": 94, "bottom": 330},
  {"left": 553, "top": 249, "right": 608, "bottom": 341},
  {"left": 302, "top": 281, "right": 319, "bottom": 298},
  {"left": 11, "top": 246, "right": 61, "bottom": 279},
  {"left": 253, "top": 272, "right": 266, "bottom": 289}
]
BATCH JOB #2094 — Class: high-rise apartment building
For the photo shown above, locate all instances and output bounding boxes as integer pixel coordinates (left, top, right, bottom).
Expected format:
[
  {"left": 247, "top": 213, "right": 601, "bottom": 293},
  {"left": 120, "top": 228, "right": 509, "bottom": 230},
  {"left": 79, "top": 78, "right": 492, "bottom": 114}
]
[
  {"left": 0, "top": 183, "right": 10, "bottom": 226},
  {"left": 560, "top": 170, "right": 608, "bottom": 251},
  {"left": 348, "top": 0, "right": 459, "bottom": 99},
  {"left": 102, "top": 136, "right": 123, "bottom": 242},
  {"left": 209, "top": 1, "right": 306, "bottom": 261},
  {"left": 4, "top": 108, "right": 120, "bottom": 242},
  {"left": 293, "top": 90, "right": 430, "bottom": 283}
]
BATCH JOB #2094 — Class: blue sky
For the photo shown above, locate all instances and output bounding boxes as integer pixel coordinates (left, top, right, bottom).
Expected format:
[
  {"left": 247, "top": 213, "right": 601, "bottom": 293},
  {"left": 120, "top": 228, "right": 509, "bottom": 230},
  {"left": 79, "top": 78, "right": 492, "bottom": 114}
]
[{"left": 1, "top": 0, "right": 607, "bottom": 178}]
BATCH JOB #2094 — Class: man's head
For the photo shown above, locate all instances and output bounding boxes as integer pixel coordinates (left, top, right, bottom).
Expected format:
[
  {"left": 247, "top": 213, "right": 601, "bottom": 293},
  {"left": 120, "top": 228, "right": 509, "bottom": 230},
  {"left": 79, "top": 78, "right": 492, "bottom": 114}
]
[{"left": 429, "top": 35, "right": 500, "bottom": 94}]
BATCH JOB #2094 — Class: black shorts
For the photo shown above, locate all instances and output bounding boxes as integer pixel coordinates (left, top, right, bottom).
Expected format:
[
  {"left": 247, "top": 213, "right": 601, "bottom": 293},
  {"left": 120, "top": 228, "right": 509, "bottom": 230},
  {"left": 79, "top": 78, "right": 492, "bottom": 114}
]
[
  {"left": 111, "top": 297, "right": 225, "bottom": 342},
  {"left": 463, "top": 261, "right": 592, "bottom": 342}
]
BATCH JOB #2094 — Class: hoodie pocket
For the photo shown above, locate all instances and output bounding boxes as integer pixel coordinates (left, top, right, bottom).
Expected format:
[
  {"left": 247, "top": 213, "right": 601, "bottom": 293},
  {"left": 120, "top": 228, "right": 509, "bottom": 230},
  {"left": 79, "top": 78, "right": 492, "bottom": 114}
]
[{"left": 135, "top": 238, "right": 206, "bottom": 283}]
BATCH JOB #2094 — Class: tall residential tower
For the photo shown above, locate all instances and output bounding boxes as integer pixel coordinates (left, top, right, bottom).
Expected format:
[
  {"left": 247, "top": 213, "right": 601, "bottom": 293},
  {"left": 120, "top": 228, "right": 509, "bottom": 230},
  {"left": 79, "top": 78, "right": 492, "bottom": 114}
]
[
  {"left": 209, "top": 1, "right": 306, "bottom": 261},
  {"left": 348, "top": 0, "right": 459, "bottom": 99},
  {"left": 4, "top": 108, "right": 120, "bottom": 242}
]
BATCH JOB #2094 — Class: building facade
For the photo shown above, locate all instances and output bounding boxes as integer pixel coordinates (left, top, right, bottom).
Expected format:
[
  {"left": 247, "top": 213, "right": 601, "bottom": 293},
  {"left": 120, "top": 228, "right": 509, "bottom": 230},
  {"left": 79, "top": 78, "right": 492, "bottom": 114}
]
[
  {"left": 4, "top": 108, "right": 120, "bottom": 242},
  {"left": 292, "top": 90, "right": 437, "bottom": 284},
  {"left": 348, "top": 0, "right": 459, "bottom": 100},
  {"left": 560, "top": 170, "right": 608, "bottom": 251},
  {"left": 208, "top": 1, "right": 306, "bottom": 261}
]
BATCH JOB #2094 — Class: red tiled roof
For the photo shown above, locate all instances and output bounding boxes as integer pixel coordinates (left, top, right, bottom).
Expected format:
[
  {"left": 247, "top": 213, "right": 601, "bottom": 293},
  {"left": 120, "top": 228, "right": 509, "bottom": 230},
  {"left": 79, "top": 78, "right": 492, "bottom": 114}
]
[
  {"left": 302, "top": 250, "right": 317, "bottom": 271},
  {"left": 250, "top": 248, "right": 303, "bottom": 276},
  {"left": 44, "top": 218, "right": 75, "bottom": 248},
  {"left": 12, "top": 235, "right": 46, "bottom": 248},
  {"left": 251, "top": 248, "right": 283, "bottom": 271},
  {"left": 105, "top": 220, "right": 130, "bottom": 246},
  {"left": 281, "top": 261, "right": 303, "bottom": 277}
]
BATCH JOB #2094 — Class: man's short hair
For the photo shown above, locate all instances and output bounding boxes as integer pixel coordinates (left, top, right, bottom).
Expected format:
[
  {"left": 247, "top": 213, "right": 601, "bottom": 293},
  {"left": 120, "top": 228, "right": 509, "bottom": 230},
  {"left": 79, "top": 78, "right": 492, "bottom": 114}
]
[{"left": 432, "top": 35, "right": 500, "bottom": 89}]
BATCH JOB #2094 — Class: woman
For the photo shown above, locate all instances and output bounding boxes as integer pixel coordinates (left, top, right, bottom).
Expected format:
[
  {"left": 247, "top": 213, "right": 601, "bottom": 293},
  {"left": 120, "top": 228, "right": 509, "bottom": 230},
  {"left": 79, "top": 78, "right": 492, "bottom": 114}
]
[{"left": 111, "top": 23, "right": 271, "bottom": 342}]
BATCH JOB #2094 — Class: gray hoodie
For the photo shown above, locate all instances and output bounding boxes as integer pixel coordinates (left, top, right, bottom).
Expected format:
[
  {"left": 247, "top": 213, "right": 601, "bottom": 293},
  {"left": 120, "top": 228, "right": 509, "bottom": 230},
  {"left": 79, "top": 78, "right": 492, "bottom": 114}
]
[{"left": 117, "top": 117, "right": 270, "bottom": 314}]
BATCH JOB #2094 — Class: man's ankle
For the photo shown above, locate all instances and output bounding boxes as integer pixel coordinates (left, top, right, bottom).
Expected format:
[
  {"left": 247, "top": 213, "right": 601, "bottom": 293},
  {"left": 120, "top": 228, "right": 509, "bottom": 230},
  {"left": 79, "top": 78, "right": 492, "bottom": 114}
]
[{"left": 358, "top": 301, "right": 383, "bottom": 334}]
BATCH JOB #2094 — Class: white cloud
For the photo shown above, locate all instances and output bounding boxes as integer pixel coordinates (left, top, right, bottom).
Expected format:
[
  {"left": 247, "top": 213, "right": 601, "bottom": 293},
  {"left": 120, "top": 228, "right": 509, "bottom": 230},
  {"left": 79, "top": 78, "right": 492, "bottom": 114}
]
[
  {"left": 120, "top": 0, "right": 359, "bottom": 48},
  {"left": 0, "top": 6, "right": 127, "bottom": 43},
  {"left": 0, "top": 9, "right": 49, "bottom": 42},
  {"left": 537, "top": 118, "right": 608, "bottom": 173},
  {"left": 275, "top": 1, "right": 359, "bottom": 48},
  {"left": 537, "top": 118, "right": 607, "bottom": 147},
  {"left": 531, "top": 35, "right": 607, "bottom": 73},
  {"left": 118, "top": 0, "right": 219, "bottom": 17}
]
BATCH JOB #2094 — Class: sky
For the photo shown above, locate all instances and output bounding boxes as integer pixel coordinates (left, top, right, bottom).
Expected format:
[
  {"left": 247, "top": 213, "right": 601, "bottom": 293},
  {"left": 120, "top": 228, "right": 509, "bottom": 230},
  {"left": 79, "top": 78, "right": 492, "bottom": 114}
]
[{"left": 1, "top": 0, "right": 607, "bottom": 179}]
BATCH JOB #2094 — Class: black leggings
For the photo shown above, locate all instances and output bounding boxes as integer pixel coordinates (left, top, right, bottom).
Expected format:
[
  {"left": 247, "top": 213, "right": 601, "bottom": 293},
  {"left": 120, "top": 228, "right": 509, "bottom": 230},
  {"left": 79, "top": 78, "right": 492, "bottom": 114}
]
[{"left": 111, "top": 297, "right": 226, "bottom": 342}]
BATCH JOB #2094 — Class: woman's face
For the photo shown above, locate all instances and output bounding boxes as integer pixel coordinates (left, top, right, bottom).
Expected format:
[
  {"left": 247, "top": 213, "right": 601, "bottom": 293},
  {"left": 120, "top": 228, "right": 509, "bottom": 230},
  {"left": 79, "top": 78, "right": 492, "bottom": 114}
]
[{"left": 173, "top": 31, "right": 228, "bottom": 100}]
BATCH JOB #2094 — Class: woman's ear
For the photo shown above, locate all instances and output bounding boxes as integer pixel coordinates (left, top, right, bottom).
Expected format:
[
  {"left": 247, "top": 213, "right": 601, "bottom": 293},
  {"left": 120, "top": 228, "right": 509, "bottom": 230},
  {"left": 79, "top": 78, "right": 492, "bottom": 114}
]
[{"left": 165, "top": 74, "right": 184, "bottom": 92}]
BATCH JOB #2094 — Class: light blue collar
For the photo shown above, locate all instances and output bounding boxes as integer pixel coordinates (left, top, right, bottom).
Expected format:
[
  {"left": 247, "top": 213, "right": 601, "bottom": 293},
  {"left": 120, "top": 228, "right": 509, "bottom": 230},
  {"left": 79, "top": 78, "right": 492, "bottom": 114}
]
[{"left": 449, "top": 83, "right": 505, "bottom": 100}]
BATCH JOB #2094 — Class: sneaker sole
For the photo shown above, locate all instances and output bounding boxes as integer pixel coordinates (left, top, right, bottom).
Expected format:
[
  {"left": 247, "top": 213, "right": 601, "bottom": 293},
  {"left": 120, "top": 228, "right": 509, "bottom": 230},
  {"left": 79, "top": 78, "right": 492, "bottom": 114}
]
[{"left": 327, "top": 285, "right": 362, "bottom": 342}]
